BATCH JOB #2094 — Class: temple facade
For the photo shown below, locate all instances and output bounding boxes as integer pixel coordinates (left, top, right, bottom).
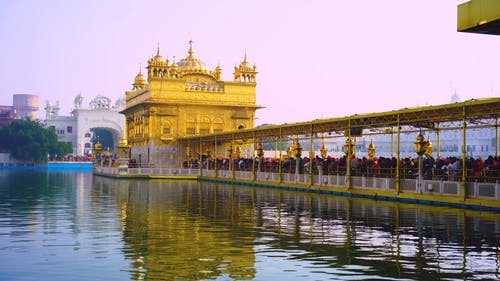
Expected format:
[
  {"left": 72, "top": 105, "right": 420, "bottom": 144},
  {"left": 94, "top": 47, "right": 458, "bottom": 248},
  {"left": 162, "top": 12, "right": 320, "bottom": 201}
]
[{"left": 121, "top": 41, "right": 262, "bottom": 166}]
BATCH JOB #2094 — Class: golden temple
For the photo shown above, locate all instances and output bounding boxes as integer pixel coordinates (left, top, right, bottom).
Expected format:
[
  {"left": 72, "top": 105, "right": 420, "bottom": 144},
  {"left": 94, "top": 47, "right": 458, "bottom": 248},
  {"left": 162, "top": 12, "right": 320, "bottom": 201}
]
[{"left": 121, "top": 41, "right": 262, "bottom": 166}]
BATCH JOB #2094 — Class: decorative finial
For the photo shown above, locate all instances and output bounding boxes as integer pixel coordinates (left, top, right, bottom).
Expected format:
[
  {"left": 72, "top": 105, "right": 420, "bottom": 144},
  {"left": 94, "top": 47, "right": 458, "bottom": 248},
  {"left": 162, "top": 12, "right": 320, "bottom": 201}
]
[
  {"left": 243, "top": 49, "right": 247, "bottom": 62},
  {"left": 138, "top": 63, "right": 142, "bottom": 74},
  {"left": 188, "top": 40, "right": 193, "bottom": 57},
  {"left": 156, "top": 42, "right": 160, "bottom": 56}
]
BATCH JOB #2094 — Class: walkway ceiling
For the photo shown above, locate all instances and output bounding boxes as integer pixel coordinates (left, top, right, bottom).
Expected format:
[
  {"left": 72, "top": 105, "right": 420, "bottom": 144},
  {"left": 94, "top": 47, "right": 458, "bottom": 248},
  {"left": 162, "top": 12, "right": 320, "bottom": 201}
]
[{"left": 180, "top": 98, "right": 500, "bottom": 143}]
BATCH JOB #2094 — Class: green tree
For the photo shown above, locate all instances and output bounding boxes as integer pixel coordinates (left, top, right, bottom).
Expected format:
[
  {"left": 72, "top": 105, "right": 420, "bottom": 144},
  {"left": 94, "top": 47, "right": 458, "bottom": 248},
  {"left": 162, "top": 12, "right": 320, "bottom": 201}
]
[{"left": 0, "top": 119, "right": 72, "bottom": 163}]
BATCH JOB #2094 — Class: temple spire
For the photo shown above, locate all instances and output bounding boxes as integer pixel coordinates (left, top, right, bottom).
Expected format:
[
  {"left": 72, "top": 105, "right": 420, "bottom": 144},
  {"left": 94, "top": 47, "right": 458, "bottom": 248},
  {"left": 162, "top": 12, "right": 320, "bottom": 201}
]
[{"left": 188, "top": 40, "right": 194, "bottom": 57}]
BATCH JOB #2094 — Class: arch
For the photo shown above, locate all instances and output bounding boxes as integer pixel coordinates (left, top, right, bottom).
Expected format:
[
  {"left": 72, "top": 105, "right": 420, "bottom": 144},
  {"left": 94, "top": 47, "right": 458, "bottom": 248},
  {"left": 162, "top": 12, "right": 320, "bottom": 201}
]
[{"left": 77, "top": 111, "right": 125, "bottom": 156}]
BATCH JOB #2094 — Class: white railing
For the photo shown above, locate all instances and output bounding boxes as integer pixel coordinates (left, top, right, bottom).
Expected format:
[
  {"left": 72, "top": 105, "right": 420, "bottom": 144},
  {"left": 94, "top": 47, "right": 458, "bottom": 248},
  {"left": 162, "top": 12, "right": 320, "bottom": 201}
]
[{"left": 94, "top": 166, "right": 499, "bottom": 201}]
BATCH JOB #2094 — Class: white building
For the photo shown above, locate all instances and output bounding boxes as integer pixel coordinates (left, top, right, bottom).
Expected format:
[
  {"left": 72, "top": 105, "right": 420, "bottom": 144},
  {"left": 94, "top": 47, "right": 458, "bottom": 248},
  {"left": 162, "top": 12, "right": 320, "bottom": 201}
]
[{"left": 44, "top": 94, "right": 126, "bottom": 156}]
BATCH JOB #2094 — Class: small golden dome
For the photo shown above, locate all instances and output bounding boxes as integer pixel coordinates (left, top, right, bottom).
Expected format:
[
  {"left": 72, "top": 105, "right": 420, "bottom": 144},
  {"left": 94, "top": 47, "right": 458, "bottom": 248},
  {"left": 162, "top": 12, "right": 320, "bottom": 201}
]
[
  {"left": 177, "top": 40, "right": 207, "bottom": 70},
  {"left": 134, "top": 71, "right": 146, "bottom": 84},
  {"left": 132, "top": 66, "right": 147, "bottom": 90}
]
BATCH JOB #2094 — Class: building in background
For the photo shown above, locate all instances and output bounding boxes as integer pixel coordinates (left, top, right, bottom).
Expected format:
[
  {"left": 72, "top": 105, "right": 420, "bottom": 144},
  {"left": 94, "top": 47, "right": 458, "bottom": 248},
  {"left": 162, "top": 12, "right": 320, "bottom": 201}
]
[
  {"left": 44, "top": 94, "right": 125, "bottom": 157},
  {"left": 13, "top": 94, "right": 39, "bottom": 120},
  {"left": 0, "top": 106, "right": 16, "bottom": 127}
]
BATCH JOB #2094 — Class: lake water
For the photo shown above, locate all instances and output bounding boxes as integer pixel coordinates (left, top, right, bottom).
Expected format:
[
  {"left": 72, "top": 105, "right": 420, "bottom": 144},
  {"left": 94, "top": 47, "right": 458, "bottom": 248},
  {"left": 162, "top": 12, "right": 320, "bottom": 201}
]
[{"left": 0, "top": 169, "right": 499, "bottom": 280}]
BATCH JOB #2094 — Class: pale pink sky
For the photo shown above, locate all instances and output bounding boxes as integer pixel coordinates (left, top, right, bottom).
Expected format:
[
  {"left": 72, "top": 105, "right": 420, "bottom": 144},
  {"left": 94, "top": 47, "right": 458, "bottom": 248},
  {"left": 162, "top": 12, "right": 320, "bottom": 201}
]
[{"left": 0, "top": 0, "right": 498, "bottom": 125}]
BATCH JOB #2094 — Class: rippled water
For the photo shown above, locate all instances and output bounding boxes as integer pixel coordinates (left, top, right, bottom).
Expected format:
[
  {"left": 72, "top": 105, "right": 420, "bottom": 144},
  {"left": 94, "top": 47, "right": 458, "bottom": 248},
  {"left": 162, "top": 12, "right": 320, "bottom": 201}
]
[{"left": 0, "top": 169, "right": 499, "bottom": 280}]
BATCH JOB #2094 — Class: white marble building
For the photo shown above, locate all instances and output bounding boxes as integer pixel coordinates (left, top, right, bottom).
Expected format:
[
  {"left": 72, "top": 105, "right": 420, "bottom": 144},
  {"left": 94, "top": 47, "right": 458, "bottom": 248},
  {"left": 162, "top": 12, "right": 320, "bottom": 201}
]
[{"left": 44, "top": 94, "right": 125, "bottom": 156}]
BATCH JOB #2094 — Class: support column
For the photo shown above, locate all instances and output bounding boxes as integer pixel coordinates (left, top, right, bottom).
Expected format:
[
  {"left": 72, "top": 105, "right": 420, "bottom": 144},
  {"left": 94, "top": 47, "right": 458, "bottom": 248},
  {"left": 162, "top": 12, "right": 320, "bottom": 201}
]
[
  {"left": 231, "top": 134, "right": 235, "bottom": 180},
  {"left": 496, "top": 118, "right": 499, "bottom": 157},
  {"left": 252, "top": 131, "right": 256, "bottom": 181},
  {"left": 346, "top": 120, "right": 352, "bottom": 191},
  {"left": 199, "top": 137, "right": 203, "bottom": 177},
  {"left": 396, "top": 115, "right": 401, "bottom": 194},
  {"left": 461, "top": 106, "right": 467, "bottom": 200},
  {"left": 279, "top": 128, "right": 283, "bottom": 183},
  {"left": 437, "top": 123, "right": 441, "bottom": 160},
  {"left": 214, "top": 134, "right": 218, "bottom": 178},
  {"left": 391, "top": 127, "right": 394, "bottom": 157},
  {"left": 309, "top": 124, "right": 314, "bottom": 186},
  {"left": 178, "top": 141, "right": 183, "bottom": 169}
]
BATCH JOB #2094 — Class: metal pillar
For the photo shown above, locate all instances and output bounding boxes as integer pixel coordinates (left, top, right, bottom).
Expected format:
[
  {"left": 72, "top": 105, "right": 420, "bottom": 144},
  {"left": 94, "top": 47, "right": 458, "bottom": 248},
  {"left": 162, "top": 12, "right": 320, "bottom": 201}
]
[
  {"left": 496, "top": 118, "right": 499, "bottom": 157},
  {"left": 396, "top": 115, "right": 401, "bottom": 194},
  {"left": 461, "top": 106, "right": 467, "bottom": 200},
  {"left": 214, "top": 134, "right": 217, "bottom": 178},
  {"left": 199, "top": 138, "right": 203, "bottom": 177},
  {"left": 252, "top": 131, "right": 256, "bottom": 181},
  {"left": 309, "top": 124, "right": 314, "bottom": 186},
  {"left": 436, "top": 123, "right": 441, "bottom": 160},
  {"left": 279, "top": 128, "right": 283, "bottom": 183},
  {"left": 346, "top": 119, "right": 352, "bottom": 191},
  {"left": 231, "top": 134, "right": 235, "bottom": 180}
]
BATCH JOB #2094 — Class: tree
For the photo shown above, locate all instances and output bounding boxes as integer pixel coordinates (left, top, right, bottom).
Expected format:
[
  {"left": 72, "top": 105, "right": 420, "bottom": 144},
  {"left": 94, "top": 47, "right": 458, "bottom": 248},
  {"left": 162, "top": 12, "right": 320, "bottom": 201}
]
[{"left": 0, "top": 119, "right": 73, "bottom": 163}]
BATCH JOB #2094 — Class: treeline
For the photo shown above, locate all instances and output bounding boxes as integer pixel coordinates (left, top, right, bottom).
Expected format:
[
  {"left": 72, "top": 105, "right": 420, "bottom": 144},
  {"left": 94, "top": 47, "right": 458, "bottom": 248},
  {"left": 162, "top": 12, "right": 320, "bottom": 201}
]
[{"left": 0, "top": 119, "right": 73, "bottom": 163}]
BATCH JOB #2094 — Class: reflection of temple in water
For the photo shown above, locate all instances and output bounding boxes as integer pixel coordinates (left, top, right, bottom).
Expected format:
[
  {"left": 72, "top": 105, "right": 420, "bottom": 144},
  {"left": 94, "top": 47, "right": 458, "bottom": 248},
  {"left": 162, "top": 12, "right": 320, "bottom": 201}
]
[
  {"left": 94, "top": 178, "right": 256, "bottom": 280},
  {"left": 93, "top": 177, "right": 500, "bottom": 280}
]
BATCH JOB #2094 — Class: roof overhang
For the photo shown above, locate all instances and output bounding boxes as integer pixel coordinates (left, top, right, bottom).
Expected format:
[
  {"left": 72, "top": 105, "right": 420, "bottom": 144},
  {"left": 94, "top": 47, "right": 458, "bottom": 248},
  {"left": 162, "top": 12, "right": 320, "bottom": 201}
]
[
  {"left": 458, "top": 0, "right": 500, "bottom": 35},
  {"left": 179, "top": 97, "right": 500, "bottom": 143}
]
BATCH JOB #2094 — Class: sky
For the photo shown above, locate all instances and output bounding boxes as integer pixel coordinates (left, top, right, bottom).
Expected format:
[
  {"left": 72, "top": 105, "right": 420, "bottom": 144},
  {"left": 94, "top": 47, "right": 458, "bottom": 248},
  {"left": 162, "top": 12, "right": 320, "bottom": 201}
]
[{"left": 0, "top": 0, "right": 499, "bottom": 125}]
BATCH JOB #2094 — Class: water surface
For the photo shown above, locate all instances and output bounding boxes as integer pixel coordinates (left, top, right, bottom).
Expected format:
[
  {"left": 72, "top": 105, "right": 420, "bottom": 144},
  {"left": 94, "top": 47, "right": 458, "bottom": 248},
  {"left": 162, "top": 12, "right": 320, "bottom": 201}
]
[{"left": 0, "top": 170, "right": 499, "bottom": 280}]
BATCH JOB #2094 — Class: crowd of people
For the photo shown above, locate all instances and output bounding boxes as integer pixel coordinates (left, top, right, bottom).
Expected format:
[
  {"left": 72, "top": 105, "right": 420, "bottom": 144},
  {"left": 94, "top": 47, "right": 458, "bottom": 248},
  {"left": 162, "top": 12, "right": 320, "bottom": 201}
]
[
  {"left": 185, "top": 154, "right": 500, "bottom": 182},
  {"left": 48, "top": 154, "right": 94, "bottom": 162}
]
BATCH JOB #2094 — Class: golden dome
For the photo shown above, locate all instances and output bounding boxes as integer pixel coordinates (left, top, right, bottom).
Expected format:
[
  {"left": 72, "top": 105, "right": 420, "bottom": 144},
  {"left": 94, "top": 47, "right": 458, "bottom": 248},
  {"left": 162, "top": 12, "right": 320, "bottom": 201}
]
[
  {"left": 135, "top": 71, "right": 146, "bottom": 84},
  {"left": 177, "top": 40, "right": 207, "bottom": 70},
  {"left": 133, "top": 66, "right": 147, "bottom": 90}
]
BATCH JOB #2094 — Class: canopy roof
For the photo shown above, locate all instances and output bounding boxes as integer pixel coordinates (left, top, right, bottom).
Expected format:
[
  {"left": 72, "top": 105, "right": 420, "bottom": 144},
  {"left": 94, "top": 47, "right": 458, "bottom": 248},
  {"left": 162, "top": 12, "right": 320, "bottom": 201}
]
[{"left": 179, "top": 97, "right": 500, "bottom": 142}]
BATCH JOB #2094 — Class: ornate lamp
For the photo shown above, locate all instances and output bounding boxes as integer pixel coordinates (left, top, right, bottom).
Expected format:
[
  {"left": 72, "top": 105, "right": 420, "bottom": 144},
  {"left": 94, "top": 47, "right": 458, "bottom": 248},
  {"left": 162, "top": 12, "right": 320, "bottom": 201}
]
[
  {"left": 344, "top": 138, "right": 353, "bottom": 156},
  {"left": 235, "top": 145, "right": 242, "bottom": 158},
  {"left": 367, "top": 140, "right": 376, "bottom": 160},
  {"left": 414, "top": 132, "right": 426, "bottom": 157},
  {"left": 320, "top": 136, "right": 327, "bottom": 158},
  {"left": 94, "top": 141, "right": 103, "bottom": 163},
  {"left": 424, "top": 137, "right": 433, "bottom": 158},
  {"left": 256, "top": 142, "right": 264, "bottom": 158},
  {"left": 291, "top": 138, "right": 302, "bottom": 158},
  {"left": 414, "top": 132, "right": 428, "bottom": 194}
]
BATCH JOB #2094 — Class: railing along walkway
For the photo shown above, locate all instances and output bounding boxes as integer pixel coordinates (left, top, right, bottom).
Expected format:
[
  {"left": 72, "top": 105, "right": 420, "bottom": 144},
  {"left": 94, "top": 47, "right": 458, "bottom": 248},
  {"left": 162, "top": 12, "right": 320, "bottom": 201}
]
[{"left": 94, "top": 166, "right": 500, "bottom": 201}]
